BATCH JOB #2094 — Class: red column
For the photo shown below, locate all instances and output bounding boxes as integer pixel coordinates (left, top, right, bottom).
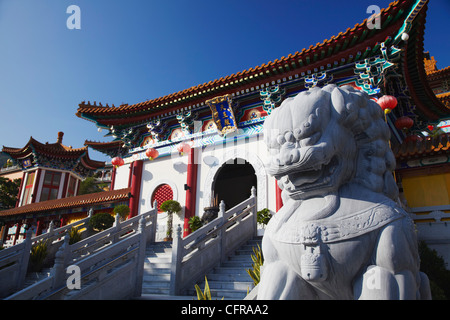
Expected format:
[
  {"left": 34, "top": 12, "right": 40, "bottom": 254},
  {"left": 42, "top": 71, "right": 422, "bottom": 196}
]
[
  {"left": 76, "top": 178, "right": 81, "bottom": 196},
  {"left": 61, "top": 173, "right": 69, "bottom": 199},
  {"left": 35, "top": 220, "right": 43, "bottom": 236},
  {"left": 0, "top": 224, "right": 8, "bottom": 244},
  {"left": 275, "top": 180, "right": 283, "bottom": 212},
  {"left": 12, "top": 222, "right": 22, "bottom": 246},
  {"left": 129, "top": 160, "right": 143, "bottom": 218},
  {"left": 183, "top": 146, "right": 198, "bottom": 237},
  {"left": 110, "top": 167, "right": 117, "bottom": 191},
  {"left": 1, "top": 224, "right": 9, "bottom": 245},
  {"left": 31, "top": 168, "right": 41, "bottom": 203},
  {"left": 128, "top": 162, "right": 134, "bottom": 188},
  {"left": 16, "top": 172, "right": 26, "bottom": 207}
]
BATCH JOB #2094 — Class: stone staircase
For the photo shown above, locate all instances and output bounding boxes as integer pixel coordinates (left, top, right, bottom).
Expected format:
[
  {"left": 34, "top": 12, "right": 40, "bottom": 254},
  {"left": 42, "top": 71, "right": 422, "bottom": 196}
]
[
  {"left": 140, "top": 237, "right": 262, "bottom": 300},
  {"left": 141, "top": 241, "right": 173, "bottom": 296},
  {"left": 185, "top": 237, "right": 262, "bottom": 300}
]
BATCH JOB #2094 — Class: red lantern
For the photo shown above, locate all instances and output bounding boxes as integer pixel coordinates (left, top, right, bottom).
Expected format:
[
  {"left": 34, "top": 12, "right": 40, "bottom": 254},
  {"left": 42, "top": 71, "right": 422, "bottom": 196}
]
[
  {"left": 427, "top": 125, "right": 434, "bottom": 131},
  {"left": 395, "top": 116, "right": 414, "bottom": 131},
  {"left": 377, "top": 95, "right": 398, "bottom": 114},
  {"left": 111, "top": 156, "right": 124, "bottom": 168},
  {"left": 404, "top": 134, "right": 423, "bottom": 144},
  {"left": 176, "top": 142, "right": 192, "bottom": 155},
  {"left": 145, "top": 147, "right": 159, "bottom": 160}
]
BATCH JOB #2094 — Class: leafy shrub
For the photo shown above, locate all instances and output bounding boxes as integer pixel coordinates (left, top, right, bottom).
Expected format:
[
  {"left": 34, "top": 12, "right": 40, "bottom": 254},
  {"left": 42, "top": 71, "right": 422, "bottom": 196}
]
[
  {"left": 188, "top": 216, "right": 203, "bottom": 232},
  {"left": 68, "top": 226, "right": 82, "bottom": 245},
  {"left": 113, "top": 204, "right": 130, "bottom": 220},
  {"left": 194, "top": 276, "right": 223, "bottom": 300},
  {"left": 419, "top": 241, "right": 450, "bottom": 299},
  {"left": 195, "top": 276, "right": 212, "bottom": 300},
  {"left": 29, "top": 240, "right": 48, "bottom": 272},
  {"left": 160, "top": 200, "right": 182, "bottom": 214},
  {"left": 88, "top": 212, "right": 114, "bottom": 231},
  {"left": 160, "top": 200, "right": 181, "bottom": 238},
  {"left": 246, "top": 244, "right": 264, "bottom": 286},
  {"left": 257, "top": 208, "right": 272, "bottom": 225}
]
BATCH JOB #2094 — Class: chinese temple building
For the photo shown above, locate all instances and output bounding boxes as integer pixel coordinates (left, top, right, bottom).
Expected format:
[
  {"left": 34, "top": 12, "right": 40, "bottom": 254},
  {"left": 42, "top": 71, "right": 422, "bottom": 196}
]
[
  {"left": 76, "top": 0, "right": 450, "bottom": 251},
  {"left": 0, "top": 132, "right": 112, "bottom": 246},
  {"left": 0, "top": 0, "right": 448, "bottom": 264}
]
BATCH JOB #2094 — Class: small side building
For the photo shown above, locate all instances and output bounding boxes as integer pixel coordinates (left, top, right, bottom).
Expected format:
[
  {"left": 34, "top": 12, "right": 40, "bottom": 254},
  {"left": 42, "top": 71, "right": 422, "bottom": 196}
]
[{"left": 0, "top": 132, "right": 111, "bottom": 246}]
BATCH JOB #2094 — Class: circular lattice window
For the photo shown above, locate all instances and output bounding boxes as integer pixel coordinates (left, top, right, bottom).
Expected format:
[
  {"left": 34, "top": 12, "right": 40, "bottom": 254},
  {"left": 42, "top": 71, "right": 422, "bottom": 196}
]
[{"left": 151, "top": 184, "right": 174, "bottom": 213}]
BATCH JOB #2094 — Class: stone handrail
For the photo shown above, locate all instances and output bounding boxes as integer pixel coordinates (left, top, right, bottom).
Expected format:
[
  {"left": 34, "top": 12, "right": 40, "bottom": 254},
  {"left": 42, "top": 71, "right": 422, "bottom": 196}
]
[
  {"left": 169, "top": 187, "right": 257, "bottom": 295},
  {"left": 2, "top": 204, "right": 157, "bottom": 300},
  {"left": 0, "top": 228, "right": 33, "bottom": 298},
  {"left": 67, "top": 205, "right": 157, "bottom": 265},
  {"left": 31, "top": 214, "right": 92, "bottom": 246},
  {"left": 5, "top": 216, "right": 148, "bottom": 300},
  {"left": 409, "top": 205, "right": 450, "bottom": 223},
  {"left": 408, "top": 204, "right": 450, "bottom": 246}
]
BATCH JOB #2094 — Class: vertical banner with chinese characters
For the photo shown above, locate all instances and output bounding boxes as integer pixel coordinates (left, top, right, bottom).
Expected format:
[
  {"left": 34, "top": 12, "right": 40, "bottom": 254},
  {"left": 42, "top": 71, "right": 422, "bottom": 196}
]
[{"left": 206, "top": 94, "right": 237, "bottom": 136}]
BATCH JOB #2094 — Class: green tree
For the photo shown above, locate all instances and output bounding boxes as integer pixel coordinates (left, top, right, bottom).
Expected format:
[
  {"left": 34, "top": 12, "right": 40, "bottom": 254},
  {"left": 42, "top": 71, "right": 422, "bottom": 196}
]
[
  {"left": 160, "top": 200, "right": 181, "bottom": 239},
  {"left": 78, "top": 177, "right": 105, "bottom": 195},
  {"left": 419, "top": 241, "right": 450, "bottom": 299},
  {"left": 113, "top": 204, "right": 131, "bottom": 220},
  {"left": 0, "top": 177, "right": 21, "bottom": 210},
  {"left": 88, "top": 212, "right": 115, "bottom": 231}
]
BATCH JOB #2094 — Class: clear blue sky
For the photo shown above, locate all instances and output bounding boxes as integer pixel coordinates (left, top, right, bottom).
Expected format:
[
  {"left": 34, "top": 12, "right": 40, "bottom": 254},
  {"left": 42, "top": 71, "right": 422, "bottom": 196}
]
[{"left": 0, "top": 0, "right": 449, "bottom": 163}]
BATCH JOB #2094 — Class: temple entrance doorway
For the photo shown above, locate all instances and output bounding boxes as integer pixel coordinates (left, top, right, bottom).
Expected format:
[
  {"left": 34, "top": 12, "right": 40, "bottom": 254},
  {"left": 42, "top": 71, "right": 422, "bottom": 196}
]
[{"left": 212, "top": 158, "right": 257, "bottom": 211}]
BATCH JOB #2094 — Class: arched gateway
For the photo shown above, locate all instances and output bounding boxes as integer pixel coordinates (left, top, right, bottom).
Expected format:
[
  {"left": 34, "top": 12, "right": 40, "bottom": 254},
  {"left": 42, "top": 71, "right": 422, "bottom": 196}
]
[
  {"left": 213, "top": 158, "right": 256, "bottom": 211},
  {"left": 202, "top": 148, "right": 268, "bottom": 215}
]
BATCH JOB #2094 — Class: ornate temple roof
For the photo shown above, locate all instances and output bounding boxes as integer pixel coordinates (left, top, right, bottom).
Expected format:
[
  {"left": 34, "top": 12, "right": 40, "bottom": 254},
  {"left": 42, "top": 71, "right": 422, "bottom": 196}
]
[
  {"left": 84, "top": 140, "right": 129, "bottom": 158},
  {"left": 2, "top": 132, "right": 105, "bottom": 176},
  {"left": 0, "top": 187, "right": 131, "bottom": 219},
  {"left": 436, "top": 92, "right": 450, "bottom": 109},
  {"left": 394, "top": 132, "right": 450, "bottom": 160},
  {"left": 77, "top": 1, "right": 447, "bottom": 129}
]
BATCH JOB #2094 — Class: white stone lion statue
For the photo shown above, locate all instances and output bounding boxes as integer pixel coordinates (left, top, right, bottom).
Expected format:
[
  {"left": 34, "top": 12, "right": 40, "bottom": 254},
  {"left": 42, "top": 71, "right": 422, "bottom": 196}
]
[{"left": 258, "top": 84, "right": 431, "bottom": 300}]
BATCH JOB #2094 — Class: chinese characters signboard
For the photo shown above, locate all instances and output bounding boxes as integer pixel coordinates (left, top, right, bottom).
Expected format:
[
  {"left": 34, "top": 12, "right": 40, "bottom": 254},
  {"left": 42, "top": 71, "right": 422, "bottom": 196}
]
[{"left": 206, "top": 94, "right": 237, "bottom": 136}]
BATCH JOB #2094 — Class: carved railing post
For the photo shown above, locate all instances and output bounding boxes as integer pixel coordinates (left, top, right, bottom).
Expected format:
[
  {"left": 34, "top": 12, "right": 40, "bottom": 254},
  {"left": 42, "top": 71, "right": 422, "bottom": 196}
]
[
  {"left": 113, "top": 213, "right": 121, "bottom": 243},
  {"left": 17, "top": 228, "right": 33, "bottom": 290},
  {"left": 149, "top": 200, "right": 158, "bottom": 243},
  {"left": 86, "top": 208, "right": 95, "bottom": 236},
  {"left": 61, "top": 233, "right": 71, "bottom": 267},
  {"left": 219, "top": 200, "right": 227, "bottom": 263},
  {"left": 169, "top": 224, "right": 182, "bottom": 296},
  {"left": 51, "top": 242, "right": 66, "bottom": 290},
  {"left": 134, "top": 215, "right": 147, "bottom": 297},
  {"left": 47, "top": 221, "right": 54, "bottom": 239},
  {"left": 250, "top": 186, "right": 257, "bottom": 236}
]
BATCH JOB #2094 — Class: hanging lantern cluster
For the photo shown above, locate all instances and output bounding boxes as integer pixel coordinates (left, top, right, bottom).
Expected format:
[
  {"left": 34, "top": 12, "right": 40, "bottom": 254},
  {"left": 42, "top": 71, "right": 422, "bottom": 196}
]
[
  {"left": 176, "top": 141, "right": 193, "bottom": 155},
  {"left": 111, "top": 156, "right": 124, "bottom": 168},
  {"left": 145, "top": 147, "right": 159, "bottom": 160},
  {"left": 377, "top": 95, "right": 398, "bottom": 114}
]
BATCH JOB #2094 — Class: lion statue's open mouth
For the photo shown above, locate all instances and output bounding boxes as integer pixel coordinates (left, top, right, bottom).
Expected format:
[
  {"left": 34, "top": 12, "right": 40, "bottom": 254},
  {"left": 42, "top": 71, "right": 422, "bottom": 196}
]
[{"left": 282, "top": 155, "right": 339, "bottom": 196}]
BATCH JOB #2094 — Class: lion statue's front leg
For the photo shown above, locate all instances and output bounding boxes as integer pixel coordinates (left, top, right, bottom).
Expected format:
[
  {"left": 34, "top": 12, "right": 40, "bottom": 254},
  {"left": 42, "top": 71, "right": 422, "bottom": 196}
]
[
  {"left": 257, "top": 84, "right": 431, "bottom": 300},
  {"left": 354, "top": 219, "right": 431, "bottom": 300}
]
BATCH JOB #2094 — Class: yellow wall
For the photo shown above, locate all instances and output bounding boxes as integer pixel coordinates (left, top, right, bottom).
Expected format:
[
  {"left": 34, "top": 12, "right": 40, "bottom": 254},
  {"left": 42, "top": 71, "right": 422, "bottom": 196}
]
[{"left": 402, "top": 173, "right": 450, "bottom": 208}]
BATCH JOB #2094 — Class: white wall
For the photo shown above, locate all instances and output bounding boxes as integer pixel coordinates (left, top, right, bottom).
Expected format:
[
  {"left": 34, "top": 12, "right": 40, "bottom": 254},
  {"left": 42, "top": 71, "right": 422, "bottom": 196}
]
[
  {"left": 139, "top": 154, "right": 188, "bottom": 240},
  {"left": 127, "top": 130, "right": 279, "bottom": 239},
  {"left": 114, "top": 163, "right": 132, "bottom": 190},
  {"left": 195, "top": 132, "right": 277, "bottom": 217}
]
